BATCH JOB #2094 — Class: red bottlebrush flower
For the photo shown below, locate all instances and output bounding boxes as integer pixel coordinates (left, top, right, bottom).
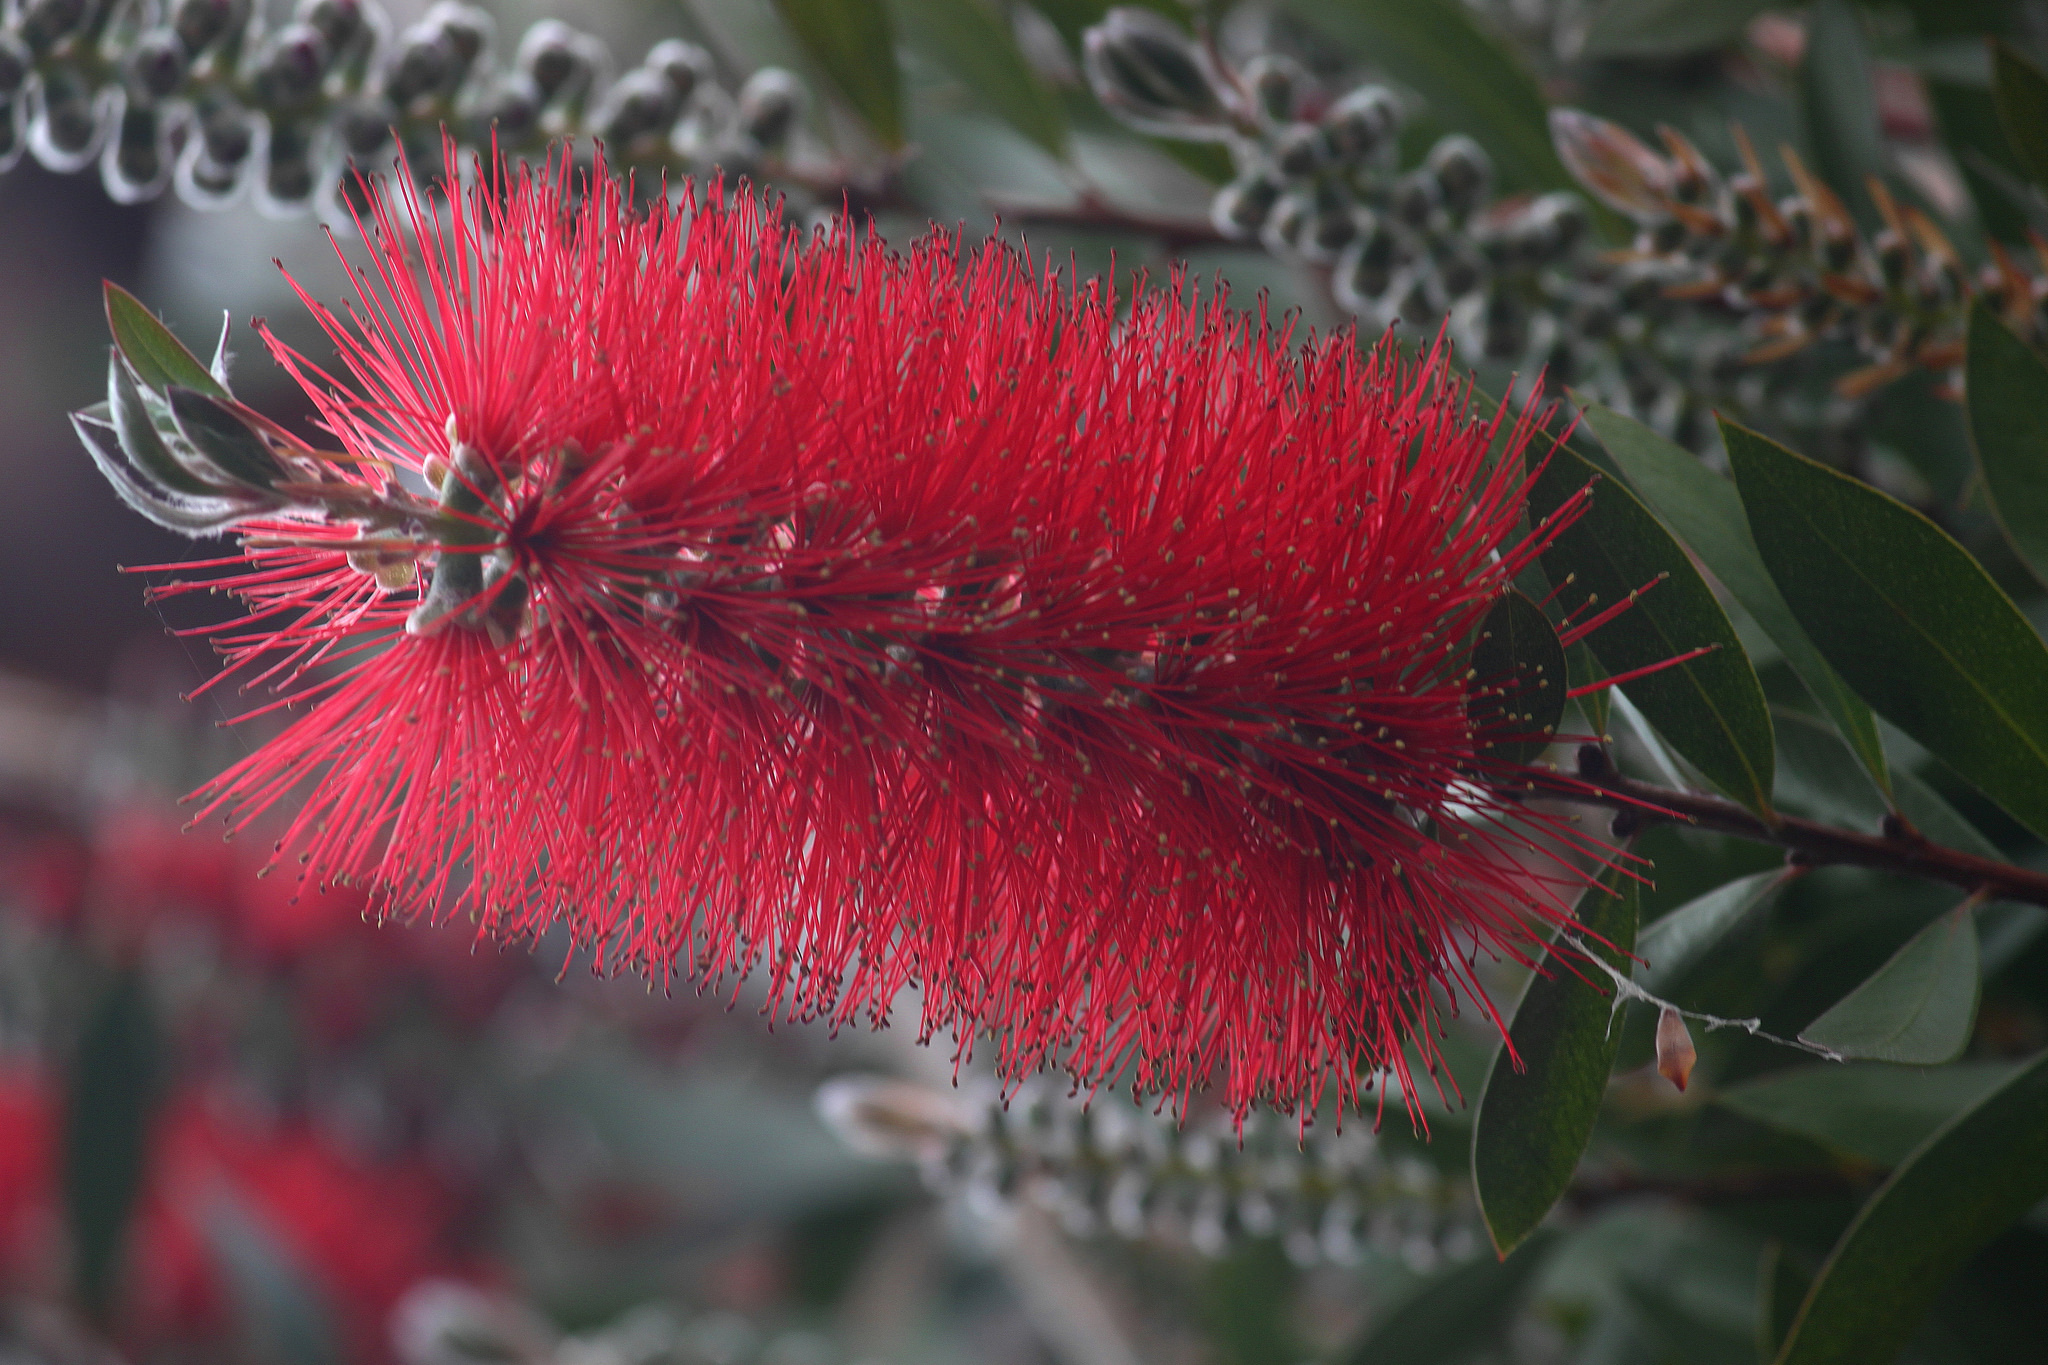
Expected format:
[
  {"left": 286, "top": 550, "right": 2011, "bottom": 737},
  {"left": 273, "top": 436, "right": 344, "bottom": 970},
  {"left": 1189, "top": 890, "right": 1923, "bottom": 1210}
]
[{"left": 116, "top": 152, "right": 1622, "bottom": 1120}]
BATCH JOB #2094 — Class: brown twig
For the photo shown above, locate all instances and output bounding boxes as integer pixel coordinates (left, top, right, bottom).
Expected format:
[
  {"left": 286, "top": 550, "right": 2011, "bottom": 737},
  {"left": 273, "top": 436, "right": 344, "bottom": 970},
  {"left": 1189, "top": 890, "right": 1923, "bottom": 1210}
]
[
  {"left": 1535, "top": 745, "right": 2048, "bottom": 909},
  {"left": 983, "top": 192, "right": 1230, "bottom": 252}
]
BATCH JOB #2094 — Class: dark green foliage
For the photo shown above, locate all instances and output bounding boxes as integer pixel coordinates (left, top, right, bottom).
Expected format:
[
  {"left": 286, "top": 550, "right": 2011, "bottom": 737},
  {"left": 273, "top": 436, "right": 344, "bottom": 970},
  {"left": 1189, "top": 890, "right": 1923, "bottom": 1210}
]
[
  {"left": 1529, "top": 431, "right": 1776, "bottom": 814},
  {"left": 1723, "top": 418, "right": 2048, "bottom": 842},
  {"left": 1472, "top": 873, "right": 1640, "bottom": 1256},
  {"left": 63, "top": 970, "right": 158, "bottom": 1322}
]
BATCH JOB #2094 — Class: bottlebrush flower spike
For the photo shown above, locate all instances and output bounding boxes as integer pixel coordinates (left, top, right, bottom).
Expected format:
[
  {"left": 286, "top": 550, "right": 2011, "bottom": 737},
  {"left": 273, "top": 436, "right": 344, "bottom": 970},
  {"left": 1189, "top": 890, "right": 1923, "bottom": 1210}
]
[{"left": 87, "top": 149, "right": 1630, "bottom": 1122}]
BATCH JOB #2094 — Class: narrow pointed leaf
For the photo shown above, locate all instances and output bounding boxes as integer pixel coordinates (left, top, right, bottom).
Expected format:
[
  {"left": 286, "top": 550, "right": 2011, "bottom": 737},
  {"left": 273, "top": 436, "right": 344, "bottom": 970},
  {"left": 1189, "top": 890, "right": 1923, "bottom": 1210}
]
[
  {"left": 1581, "top": 0, "right": 1773, "bottom": 57},
  {"left": 103, "top": 281, "right": 230, "bottom": 399},
  {"left": 166, "top": 387, "right": 286, "bottom": 490},
  {"left": 771, "top": 0, "right": 905, "bottom": 147},
  {"left": 1585, "top": 404, "right": 1888, "bottom": 795},
  {"left": 1529, "top": 432, "right": 1776, "bottom": 813},
  {"left": 72, "top": 414, "right": 254, "bottom": 534},
  {"left": 209, "top": 311, "right": 234, "bottom": 389},
  {"left": 1775, "top": 1046, "right": 2048, "bottom": 1365},
  {"left": 1722, "top": 417, "right": 2048, "bottom": 842},
  {"left": 1800, "top": 905, "right": 1980, "bottom": 1065},
  {"left": 63, "top": 971, "right": 157, "bottom": 1321},
  {"left": 1337, "top": 1229, "right": 1559, "bottom": 1363},
  {"left": 1992, "top": 39, "right": 2048, "bottom": 188},
  {"left": 1760, "top": 1242, "right": 1813, "bottom": 1360},
  {"left": 1718, "top": 1061, "right": 2019, "bottom": 1166},
  {"left": 110, "top": 354, "right": 220, "bottom": 497},
  {"left": 1966, "top": 299, "right": 2048, "bottom": 587},
  {"left": 1473, "top": 871, "right": 1639, "bottom": 1256},
  {"left": 1470, "top": 589, "right": 1566, "bottom": 763},
  {"left": 893, "top": 0, "right": 1067, "bottom": 157},
  {"left": 1799, "top": 0, "right": 1884, "bottom": 218},
  {"left": 1635, "top": 870, "right": 1785, "bottom": 996}
]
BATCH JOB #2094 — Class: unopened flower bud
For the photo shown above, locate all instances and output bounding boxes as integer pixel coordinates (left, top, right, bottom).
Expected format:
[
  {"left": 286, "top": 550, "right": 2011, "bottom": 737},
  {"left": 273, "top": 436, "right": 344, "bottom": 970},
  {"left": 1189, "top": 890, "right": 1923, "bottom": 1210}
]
[
  {"left": 199, "top": 105, "right": 253, "bottom": 166},
  {"left": 1426, "top": 135, "right": 1491, "bottom": 218},
  {"left": 815, "top": 1076, "right": 968, "bottom": 1162},
  {"left": 1212, "top": 168, "right": 1283, "bottom": 239},
  {"left": 1550, "top": 108, "right": 1674, "bottom": 223},
  {"left": 172, "top": 0, "right": 244, "bottom": 56},
  {"left": 33, "top": 69, "right": 105, "bottom": 166},
  {"left": 1241, "top": 54, "right": 1308, "bottom": 127},
  {"left": 425, "top": 2, "right": 492, "bottom": 68},
  {"left": 1390, "top": 171, "right": 1438, "bottom": 228},
  {"left": 1655, "top": 1006, "right": 1696, "bottom": 1091},
  {"left": 1082, "top": 9, "right": 1229, "bottom": 140},
  {"left": 516, "top": 20, "right": 601, "bottom": 106},
  {"left": 18, "top": 0, "right": 94, "bottom": 56},
  {"left": 737, "top": 68, "right": 804, "bottom": 149},
  {"left": 385, "top": 29, "right": 455, "bottom": 107},
  {"left": 0, "top": 35, "right": 34, "bottom": 99},
  {"left": 106, "top": 103, "right": 169, "bottom": 201},
  {"left": 645, "top": 39, "right": 715, "bottom": 106},
  {"left": 1271, "top": 122, "right": 1330, "bottom": 179},
  {"left": 255, "top": 23, "right": 332, "bottom": 108},
  {"left": 262, "top": 121, "right": 318, "bottom": 208},
  {"left": 1301, "top": 205, "right": 1359, "bottom": 263},
  {"left": 1321, "top": 85, "right": 1400, "bottom": 163},
  {"left": 335, "top": 97, "right": 397, "bottom": 157},
  {"left": 1334, "top": 216, "right": 1398, "bottom": 311},
  {"left": 1481, "top": 286, "right": 1528, "bottom": 359},
  {"left": 127, "top": 32, "right": 190, "bottom": 102},
  {"left": 1261, "top": 190, "right": 1314, "bottom": 256},
  {"left": 593, "top": 68, "right": 679, "bottom": 146},
  {"left": 465, "top": 77, "right": 538, "bottom": 146},
  {"left": 296, "top": 0, "right": 365, "bottom": 52}
]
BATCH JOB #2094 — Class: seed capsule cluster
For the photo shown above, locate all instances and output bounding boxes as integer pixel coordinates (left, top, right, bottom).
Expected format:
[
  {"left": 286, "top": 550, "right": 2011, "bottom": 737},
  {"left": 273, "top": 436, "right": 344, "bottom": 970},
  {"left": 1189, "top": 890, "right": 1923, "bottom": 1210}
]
[
  {"left": 1081, "top": 10, "right": 2048, "bottom": 436},
  {"left": 1553, "top": 110, "right": 2048, "bottom": 406},
  {"left": 0, "top": 0, "right": 804, "bottom": 214}
]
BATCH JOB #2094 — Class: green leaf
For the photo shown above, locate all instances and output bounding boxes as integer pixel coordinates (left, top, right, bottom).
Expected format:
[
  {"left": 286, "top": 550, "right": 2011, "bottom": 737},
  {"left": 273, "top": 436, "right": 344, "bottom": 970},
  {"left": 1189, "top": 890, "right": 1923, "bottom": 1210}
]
[
  {"left": 1585, "top": 404, "right": 1888, "bottom": 797},
  {"left": 1473, "top": 872, "right": 1639, "bottom": 1256},
  {"left": 1799, "top": 904, "right": 1980, "bottom": 1066},
  {"left": 1635, "top": 870, "right": 1786, "bottom": 997},
  {"left": 1280, "top": 0, "right": 1572, "bottom": 194},
  {"left": 109, "top": 353, "right": 223, "bottom": 497},
  {"left": 1469, "top": 589, "right": 1566, "bottom": 764},
  {"left": 1721, "top": 417, "right": 2048, "bottom": 842},
  {"left": 1927, "top": 78, "right": 2037, "bottom": 243},
  {"left": 103, "top": 281, "right": 230, "bottom": 400},
  {"left": 1760, "top": 1242, "right": 1813, "bottom": 1360},
  {"left": 1775, "top": 1046, "right": 2048, "bottom": 1365},
  {"left": 1798, "top": 0, "right": 1885, "bottom": 219},
  {"left": 62, "top": 970, "right": 158, "bottom": 1321},
  {"left": 166, "top": 388, "right": 285, "bottom": 490},
  {"left": 1568, "top": 640, "right": 1612, "bottom": 739},
  {"left": 1992, "top": 39, "right": 2048, "bottom": 188},
  {"left": 1528, "top": 431, "right": 1776, "bottom": 814},
  {"left": 770, "top": 0, "right": 905, "bottom": 147},
  {"left": 893, "top": 0, "right": 1067, "bottom": 158},
  {"left": 1581, "top": 0, "right": 1774, "bottom": 58},
  {"left": 1966, "top": 299, "right": 2048, "bottom": 588},
  {"left": 1337, "top": 1230, "right": 1559, "bottom": 1364},
  {"left": 1718, "top": 1060, "right": 2019, "bottom": 1166}
]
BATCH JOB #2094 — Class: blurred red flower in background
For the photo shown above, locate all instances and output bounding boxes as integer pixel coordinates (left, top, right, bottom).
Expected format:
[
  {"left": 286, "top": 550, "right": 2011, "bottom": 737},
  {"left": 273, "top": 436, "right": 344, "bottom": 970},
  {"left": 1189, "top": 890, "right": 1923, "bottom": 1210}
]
[{"left": 0, "top": 1069, "right": 485, "bottom": 1364}]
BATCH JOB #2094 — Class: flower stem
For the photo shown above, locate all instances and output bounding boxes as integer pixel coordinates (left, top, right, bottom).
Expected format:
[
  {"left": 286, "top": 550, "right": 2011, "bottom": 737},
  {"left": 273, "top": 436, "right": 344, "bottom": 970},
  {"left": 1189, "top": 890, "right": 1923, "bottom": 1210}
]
[{"left": 1538, "top": 744, "right": 2048, "bottom": 909}]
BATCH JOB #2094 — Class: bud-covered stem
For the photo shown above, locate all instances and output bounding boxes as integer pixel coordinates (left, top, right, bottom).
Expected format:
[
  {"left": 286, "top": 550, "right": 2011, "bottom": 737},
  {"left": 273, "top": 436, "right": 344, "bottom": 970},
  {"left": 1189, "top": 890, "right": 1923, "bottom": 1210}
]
[{"left": 0, "top": 0, "right": 808, "bottom": 213}]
